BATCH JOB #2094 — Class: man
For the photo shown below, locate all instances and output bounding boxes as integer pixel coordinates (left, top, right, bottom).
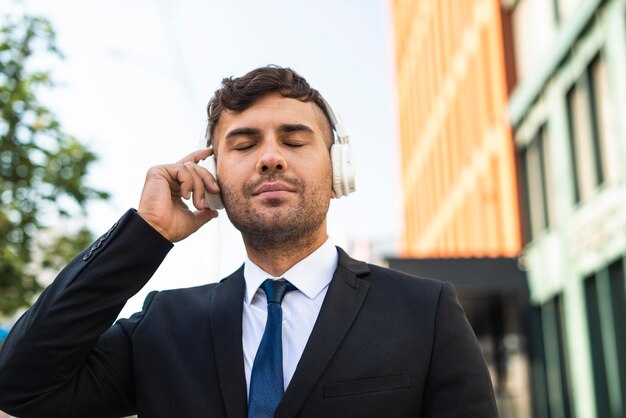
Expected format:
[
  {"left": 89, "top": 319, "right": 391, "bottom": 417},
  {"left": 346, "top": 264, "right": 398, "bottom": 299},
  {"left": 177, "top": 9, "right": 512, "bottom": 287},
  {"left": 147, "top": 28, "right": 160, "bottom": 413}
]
[{"left": 0, "top": 66, "right": 498, "bottom": 417}]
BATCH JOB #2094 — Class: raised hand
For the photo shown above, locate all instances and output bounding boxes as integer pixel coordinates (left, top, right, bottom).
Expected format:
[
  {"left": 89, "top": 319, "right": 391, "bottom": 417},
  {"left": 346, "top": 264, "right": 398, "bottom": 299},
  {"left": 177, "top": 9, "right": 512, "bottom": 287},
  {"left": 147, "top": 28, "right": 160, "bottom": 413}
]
[{"left": 138, "top": 148, "right": 221, "bottom": 242}]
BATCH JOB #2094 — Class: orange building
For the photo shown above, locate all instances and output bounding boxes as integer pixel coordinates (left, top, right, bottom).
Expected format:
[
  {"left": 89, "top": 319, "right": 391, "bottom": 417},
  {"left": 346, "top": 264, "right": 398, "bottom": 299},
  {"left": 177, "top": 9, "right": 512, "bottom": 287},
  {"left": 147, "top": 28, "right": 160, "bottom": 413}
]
[
  {"left": 391, "top": 3, "right": 532, "bottom": 416},
  {"left": 393, "top": 0, "right": 521, "bottom": 258}
]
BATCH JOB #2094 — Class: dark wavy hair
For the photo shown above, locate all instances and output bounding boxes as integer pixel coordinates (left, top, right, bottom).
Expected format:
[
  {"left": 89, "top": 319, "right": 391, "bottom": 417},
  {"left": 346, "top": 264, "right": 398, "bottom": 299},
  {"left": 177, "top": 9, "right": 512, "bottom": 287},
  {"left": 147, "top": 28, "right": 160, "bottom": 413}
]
[{"left": 206, "top": 65, "right": 332, "bottom": 146}]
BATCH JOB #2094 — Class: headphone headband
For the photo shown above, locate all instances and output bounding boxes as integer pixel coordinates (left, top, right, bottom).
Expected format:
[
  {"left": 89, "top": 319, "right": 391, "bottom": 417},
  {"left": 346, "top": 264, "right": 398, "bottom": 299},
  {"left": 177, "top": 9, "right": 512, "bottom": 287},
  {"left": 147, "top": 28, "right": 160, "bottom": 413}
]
[{"left": 319, "top": 97, "right": 349, "bottom": 145}]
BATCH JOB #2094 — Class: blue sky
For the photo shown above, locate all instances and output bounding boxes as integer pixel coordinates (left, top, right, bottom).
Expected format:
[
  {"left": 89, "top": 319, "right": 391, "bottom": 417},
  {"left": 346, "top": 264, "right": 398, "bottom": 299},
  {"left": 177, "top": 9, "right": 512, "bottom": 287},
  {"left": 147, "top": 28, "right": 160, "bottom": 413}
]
[{"left": 10, "top": 0, "right": 402, "bottom": 316}]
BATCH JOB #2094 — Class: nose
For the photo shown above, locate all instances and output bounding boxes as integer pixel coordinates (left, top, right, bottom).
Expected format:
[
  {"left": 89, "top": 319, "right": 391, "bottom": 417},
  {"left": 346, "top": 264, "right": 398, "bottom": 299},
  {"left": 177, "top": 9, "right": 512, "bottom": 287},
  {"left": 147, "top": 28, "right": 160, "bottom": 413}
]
[{"left": 256, "top": 139, "right": 288, "bottom": 174}]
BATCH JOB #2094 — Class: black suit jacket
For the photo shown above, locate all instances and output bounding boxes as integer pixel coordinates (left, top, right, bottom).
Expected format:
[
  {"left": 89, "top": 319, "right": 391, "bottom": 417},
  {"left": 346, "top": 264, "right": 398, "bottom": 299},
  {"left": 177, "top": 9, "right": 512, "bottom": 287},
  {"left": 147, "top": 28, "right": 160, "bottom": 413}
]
[{"left": 0, "top": 210, "right": 498, "bottom": 417}]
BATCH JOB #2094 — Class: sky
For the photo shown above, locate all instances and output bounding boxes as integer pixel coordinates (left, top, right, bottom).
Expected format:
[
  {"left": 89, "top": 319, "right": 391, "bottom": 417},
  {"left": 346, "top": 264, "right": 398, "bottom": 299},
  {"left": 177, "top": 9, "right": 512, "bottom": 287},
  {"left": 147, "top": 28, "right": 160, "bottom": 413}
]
[{"left": 8, "top": 0, "right": 402, "bottom": 316}]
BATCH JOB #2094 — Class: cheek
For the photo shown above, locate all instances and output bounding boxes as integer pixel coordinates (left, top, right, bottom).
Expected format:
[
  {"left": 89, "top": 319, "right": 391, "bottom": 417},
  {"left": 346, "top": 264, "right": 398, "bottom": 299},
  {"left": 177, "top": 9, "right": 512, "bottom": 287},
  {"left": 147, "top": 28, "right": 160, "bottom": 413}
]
[
  {"left": 215, "top": 163, "right": 237, "bottom": 193},
  {"left": 216, "top": 157, "right": 246, "bottom": 184},
  {"left": 309, "top": 158, "right": 334, "bottom": 192}
]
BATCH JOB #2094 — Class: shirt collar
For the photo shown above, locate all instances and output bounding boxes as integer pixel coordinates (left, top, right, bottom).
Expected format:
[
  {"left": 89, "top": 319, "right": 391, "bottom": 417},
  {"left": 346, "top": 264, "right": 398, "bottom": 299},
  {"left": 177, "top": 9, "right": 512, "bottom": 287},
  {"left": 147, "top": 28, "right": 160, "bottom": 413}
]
[{"left": 243, "top": 238, "right": 338, "bottom": 305}]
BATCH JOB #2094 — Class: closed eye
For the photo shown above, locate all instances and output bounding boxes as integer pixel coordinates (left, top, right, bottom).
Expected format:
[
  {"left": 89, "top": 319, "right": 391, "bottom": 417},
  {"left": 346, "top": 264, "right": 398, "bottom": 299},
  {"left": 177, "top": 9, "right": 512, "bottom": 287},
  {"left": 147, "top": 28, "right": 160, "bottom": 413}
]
[
  {"left": 285, "top": 141, "right": 305, "bottom": 148},
  {"left": 234, "top": 142, "right": 256, "bottom": 151},
  {"left": 235, "top": 144, "right": 254, "bottom": 151}
]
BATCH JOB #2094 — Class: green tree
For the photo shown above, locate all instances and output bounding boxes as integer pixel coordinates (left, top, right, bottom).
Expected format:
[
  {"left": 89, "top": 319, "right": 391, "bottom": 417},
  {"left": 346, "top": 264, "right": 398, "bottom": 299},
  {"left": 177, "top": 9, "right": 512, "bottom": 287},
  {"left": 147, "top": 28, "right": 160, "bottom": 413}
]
[{"left": 0, "top": 14, "right": 109, "bottom": 317}]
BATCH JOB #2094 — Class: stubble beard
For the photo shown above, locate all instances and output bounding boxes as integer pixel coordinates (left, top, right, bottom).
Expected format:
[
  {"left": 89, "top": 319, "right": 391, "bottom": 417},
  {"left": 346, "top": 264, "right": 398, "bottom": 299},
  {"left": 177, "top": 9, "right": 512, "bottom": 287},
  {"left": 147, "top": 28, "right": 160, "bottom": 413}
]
[{"left": 222, "top": 173, "right": 331, "bottom": 253}]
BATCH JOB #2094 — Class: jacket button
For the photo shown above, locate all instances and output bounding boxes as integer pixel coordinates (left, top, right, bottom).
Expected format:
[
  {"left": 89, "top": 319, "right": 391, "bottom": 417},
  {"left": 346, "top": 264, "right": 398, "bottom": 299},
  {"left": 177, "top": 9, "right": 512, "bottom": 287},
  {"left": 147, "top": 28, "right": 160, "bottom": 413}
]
[{"left": 82, "top": 249, "right": 93, "bottom": 261}]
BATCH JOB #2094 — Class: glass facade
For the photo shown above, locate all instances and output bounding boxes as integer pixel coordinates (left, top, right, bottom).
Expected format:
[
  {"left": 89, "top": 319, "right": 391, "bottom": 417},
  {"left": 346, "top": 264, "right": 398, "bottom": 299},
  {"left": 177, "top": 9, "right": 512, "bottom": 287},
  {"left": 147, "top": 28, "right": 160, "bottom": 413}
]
[{"left": 509, "top": 0, "right": 626, "bottom": 416}]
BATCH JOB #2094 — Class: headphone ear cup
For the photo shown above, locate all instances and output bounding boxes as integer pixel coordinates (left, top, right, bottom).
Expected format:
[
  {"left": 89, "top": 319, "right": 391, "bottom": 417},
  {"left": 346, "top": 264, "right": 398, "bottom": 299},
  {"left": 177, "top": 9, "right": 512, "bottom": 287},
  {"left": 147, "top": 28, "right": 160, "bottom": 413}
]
[
  {"left": 331, "top": 143, "right": 355, "bottom": 198},
  {"left": 331, "top": 144, "right": 344, "bottom": 197},
  {"left": 199, "top": 156, "right": 225, "bottom": 210}
]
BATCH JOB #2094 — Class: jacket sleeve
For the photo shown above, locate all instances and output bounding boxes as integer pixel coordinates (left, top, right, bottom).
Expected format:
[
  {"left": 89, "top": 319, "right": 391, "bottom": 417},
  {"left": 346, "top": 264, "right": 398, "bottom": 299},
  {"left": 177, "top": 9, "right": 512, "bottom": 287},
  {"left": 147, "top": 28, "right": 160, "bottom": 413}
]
[
  {"left": 420, "top": 283, "right": 499, "bottom": 418},
  {"left": 0, "top": 209, "right": 173, "bottom": 418}
]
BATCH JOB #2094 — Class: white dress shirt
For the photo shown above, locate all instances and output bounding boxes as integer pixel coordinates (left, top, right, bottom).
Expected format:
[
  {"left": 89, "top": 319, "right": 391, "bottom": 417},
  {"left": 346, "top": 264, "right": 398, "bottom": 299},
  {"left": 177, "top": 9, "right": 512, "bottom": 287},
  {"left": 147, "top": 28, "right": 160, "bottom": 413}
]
[{"left": 242, "top": 238, "right": 338, "bottom": 397}]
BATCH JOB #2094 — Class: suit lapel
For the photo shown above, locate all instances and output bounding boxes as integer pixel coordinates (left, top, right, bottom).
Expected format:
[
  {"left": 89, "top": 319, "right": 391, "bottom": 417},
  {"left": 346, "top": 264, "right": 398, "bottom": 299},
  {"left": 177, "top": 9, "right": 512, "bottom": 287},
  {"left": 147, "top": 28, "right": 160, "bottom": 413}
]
[
  {"left": 210, "top": 267, "right": 247, "bottom": 418},
  {"left": 277, "top": 248, "right": 370, "bottom": 417}
]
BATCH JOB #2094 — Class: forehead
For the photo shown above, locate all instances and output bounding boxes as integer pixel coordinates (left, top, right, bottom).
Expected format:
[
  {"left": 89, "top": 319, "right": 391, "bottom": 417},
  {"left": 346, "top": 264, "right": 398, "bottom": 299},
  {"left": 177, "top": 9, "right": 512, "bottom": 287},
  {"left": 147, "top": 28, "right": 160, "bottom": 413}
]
[{"left": 213, "top": 93, "right": 331, "bottom": 143}]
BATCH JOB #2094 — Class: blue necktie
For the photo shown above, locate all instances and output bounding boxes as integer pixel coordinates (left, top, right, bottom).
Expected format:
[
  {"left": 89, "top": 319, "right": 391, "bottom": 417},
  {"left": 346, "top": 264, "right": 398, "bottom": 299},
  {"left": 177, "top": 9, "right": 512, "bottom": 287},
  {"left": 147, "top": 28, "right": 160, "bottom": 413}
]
[{"left": 248, "top": 279, "right": 296, "bottom": 418}]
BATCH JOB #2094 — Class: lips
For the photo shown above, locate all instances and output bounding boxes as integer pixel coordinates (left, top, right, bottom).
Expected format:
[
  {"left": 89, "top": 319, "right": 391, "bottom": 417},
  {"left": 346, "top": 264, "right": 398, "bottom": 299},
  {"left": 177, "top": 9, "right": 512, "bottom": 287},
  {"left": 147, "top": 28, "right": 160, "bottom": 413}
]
[{"left": 253, "top": 182, "right": 296, "bottom": 196}]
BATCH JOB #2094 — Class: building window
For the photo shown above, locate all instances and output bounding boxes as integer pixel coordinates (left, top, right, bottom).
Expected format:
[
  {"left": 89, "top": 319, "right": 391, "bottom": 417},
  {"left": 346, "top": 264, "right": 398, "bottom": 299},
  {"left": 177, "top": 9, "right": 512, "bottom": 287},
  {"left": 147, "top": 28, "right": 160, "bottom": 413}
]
[
  {"left": 566, "top": 54, "right": 616, "bottom": 204},
  {"left": 608, "top": 260, "right": 626, "bottom": 411},
  {"left": 585, "top": 258, "right": 626, "bottom": 418},
  {"left": 590, "top": 55, "right": 620, "bottom": 182},
  {"left": 522, "top": 125, "right": 553, "bottom": 239},
  {"left": 529, "top": 306, "right": 551, "bottom": 417},
  {"left": 539, "top": 295, "right": 574, "bottom": 418},
  {"left": 585, "top": 272, "right": 611, "bottom": 418}
]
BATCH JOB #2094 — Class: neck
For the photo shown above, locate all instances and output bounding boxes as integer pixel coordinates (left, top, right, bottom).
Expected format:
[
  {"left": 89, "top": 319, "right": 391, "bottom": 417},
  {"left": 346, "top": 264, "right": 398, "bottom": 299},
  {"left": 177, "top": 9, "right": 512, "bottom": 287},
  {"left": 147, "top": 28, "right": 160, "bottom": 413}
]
[{"left": 243, "top": 226, "right": 328, "bottom": 277}]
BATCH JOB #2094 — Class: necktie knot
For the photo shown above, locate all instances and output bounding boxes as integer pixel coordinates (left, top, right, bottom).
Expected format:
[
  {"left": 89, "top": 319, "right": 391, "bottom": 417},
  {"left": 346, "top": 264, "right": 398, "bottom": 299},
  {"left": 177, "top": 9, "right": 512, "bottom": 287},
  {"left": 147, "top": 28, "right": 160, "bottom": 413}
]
[{"left": 261, "top": 279, "right": 296, "bottom": 305}]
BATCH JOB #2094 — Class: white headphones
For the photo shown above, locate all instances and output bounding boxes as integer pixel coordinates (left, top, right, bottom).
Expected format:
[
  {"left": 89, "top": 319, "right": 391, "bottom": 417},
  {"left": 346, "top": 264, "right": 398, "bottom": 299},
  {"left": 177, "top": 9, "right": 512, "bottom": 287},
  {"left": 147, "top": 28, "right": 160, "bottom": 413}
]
[
  {"left": 321, "top": 97, "right": 357, "bottom": 199},
  {"left": 200, "top": 97, "right": 356, "bottom": 210}
]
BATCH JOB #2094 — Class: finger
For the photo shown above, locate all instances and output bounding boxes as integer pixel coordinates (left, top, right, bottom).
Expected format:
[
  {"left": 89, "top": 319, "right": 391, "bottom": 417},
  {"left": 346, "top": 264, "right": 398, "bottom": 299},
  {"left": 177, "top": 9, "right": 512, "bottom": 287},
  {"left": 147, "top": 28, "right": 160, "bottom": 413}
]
[
  {"left": 177, "top": 147, "right": 213, "bottom": 164},
  {"left": 143, "top": 165, "right": 183, "bottom": 200},
  {"left": 164, "top": 163, "right": 195, "bottom": 199},
  {"left": 184, "top": 161, "right": 210, "bottom": 210},
  {"left": 194, "top": 160, "right": 221, "bottom": 194}
]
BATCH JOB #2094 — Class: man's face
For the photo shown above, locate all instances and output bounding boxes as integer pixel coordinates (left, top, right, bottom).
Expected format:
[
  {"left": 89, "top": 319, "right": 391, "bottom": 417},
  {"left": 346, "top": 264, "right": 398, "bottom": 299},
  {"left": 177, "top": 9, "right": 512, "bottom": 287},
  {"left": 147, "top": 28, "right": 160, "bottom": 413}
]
[{"left": 213, "top": 92, "right": 334, "bottom": 247}]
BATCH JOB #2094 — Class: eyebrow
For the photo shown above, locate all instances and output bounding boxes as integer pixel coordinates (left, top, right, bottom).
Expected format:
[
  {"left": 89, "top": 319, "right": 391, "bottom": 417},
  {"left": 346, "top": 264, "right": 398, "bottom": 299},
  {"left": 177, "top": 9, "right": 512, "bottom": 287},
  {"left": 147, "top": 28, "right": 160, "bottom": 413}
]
[
  {"left": 224, "top": 127, "right": 259, "bottom": 140},
  {"left": 278, "top": 124, "right": 315, "bottom": 135},
  {"left": 224, "top": 123, "right": 315, "bottom": 140}
]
